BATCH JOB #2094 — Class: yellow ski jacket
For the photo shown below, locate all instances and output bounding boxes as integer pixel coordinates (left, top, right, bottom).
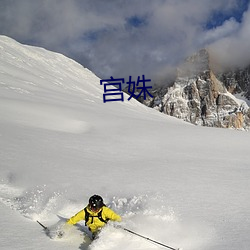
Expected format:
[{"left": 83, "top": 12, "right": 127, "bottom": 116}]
[{"left": 67, "top": 206, "right": 121, "bottom": 233}]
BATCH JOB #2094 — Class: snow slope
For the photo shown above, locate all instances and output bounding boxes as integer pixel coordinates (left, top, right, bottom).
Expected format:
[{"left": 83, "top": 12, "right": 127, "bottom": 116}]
[{"left": 0, "top": 35, "right": 250, "bottom": 250}]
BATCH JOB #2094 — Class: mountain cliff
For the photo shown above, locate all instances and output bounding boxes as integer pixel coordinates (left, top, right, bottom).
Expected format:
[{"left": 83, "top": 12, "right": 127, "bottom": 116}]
[{"left": 141, "top": 49, "right": 250, "bottom": 130}]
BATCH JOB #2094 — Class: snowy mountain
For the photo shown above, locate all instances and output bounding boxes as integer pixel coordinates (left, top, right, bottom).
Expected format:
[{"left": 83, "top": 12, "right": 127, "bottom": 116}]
[
  {"left": 143, "top": 49, "right": 250, "bottom": 130},
  {"left": 0, "top": 36, "right": 250, "bottom": 250}
]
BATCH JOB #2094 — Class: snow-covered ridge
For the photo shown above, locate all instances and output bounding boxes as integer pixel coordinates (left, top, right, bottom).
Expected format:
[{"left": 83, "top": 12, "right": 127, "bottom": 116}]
[
  {"left": 0, "top": 36, "right": 152, "bottom": 134},
  {"left": 0, "top": 35, "right": 101, "bottom": 94}
]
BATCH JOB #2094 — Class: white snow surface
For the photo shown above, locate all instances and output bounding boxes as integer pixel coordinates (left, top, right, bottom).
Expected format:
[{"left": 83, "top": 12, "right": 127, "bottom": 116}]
[{"left": 0, "top": 35, "right": 250, "bottom": 250}]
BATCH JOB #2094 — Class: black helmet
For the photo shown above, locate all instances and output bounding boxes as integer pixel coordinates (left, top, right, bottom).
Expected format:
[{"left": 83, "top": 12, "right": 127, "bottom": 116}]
[{"left": 89, "top": 195, "right": 104, "bottom": 210}]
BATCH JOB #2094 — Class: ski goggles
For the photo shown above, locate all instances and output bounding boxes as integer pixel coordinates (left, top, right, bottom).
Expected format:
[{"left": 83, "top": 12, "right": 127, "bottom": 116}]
[{"left": 89, "top": 205, "right": 101, "bottom": 212}]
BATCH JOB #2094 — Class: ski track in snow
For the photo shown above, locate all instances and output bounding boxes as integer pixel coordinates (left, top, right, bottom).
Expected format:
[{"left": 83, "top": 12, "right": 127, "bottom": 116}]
[{"left": 0, "top": 179, "right": 211, "bottom": 250}]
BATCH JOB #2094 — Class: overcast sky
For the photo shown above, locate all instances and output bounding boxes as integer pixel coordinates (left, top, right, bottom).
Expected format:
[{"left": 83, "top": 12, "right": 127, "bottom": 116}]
[{"left": 0, "top": 0, "right": 249, "bottom": 84}]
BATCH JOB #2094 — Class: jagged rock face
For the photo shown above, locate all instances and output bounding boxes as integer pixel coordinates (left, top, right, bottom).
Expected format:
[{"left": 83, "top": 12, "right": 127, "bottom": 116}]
[
  {"left": 147, "top": 49, "right": 250, "bottom": 130},
  {"left": 218, "top": 66, "right": 250, "bottom": 99}
]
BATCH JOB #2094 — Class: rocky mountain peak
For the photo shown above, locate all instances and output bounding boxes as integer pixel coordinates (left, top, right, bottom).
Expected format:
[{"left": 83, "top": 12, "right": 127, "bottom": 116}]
[
  {"left": 141, "top": 49, "right": 250, "bottom": 130},
  {"left": 177, "top": 48, "right": 210, "bottom": 78}
]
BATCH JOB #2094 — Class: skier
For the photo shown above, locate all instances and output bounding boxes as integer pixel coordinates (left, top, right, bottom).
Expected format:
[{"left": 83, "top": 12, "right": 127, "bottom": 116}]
[{"left": 66, "top": 194, "right": 121, "bottom": 239}]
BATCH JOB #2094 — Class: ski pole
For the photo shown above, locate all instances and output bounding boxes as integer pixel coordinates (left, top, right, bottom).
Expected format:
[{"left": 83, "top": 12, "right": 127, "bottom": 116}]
[
  {"left": 37, "top": 220, "right": 48, "bottom": 231},
  {"left": 122, "top": 227, "right": 180, "bottom": 250}
]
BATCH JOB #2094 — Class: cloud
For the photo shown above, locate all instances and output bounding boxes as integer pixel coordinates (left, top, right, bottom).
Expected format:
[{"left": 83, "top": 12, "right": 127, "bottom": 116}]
[
  {"left": 209, "top": 3, "right": 250, "bottom": 69},
  {"left": 0, "top": 0, "right": 249, "bottom": 83},
  {"left": 200, "top": 18, "right": 240, "bottom": 45}
]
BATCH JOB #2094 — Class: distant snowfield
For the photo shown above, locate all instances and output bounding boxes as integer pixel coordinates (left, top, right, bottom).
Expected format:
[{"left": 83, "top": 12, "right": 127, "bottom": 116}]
[{"left": 0, "top": 36, "right": 250, "bottom": 250}]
